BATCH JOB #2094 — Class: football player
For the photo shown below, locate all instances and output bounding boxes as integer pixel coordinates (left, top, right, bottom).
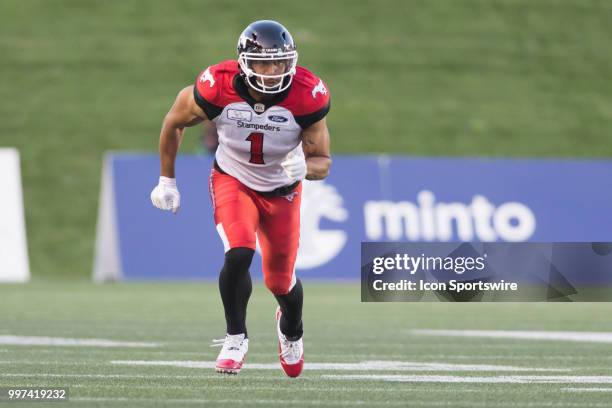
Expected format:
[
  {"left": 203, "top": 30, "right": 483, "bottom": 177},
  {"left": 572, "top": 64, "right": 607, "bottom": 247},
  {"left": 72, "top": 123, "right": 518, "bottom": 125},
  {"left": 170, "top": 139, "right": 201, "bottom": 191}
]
[{"left": 150, "top": 20, "right": 331, "bottom": 378}]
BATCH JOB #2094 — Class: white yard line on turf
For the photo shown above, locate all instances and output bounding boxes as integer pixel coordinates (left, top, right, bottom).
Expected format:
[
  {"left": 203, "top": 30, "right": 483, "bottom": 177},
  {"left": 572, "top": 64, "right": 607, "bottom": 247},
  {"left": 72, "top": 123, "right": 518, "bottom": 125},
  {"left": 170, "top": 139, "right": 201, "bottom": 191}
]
[
  {"left": 6, "top": 358, "right": 569, "bottom": 370},
  {"left": 412, "top": 355, "right": 608, "bottom": 361},
  {"left": 0, "top": 348, "right": 603, "bottom": 362},
  {"left": 110, "top": 360, "right": 569, "bottom": 372},
  {"left": 65, "top": 398, "right": 612, "bottom": 407},
  {"left": 63, "top": 384, "right": 483, "bottom": 393},
  {"left": 0, "top": 360, "right": 100, "bottom": 366},
  {"left": 66, "top": 398, "right": 442, "bottom": 406},
  {"left": 562, "top": 388, "right": 612, "bottom": 392},
  {"left": 0, "top": 373, "right": 238, "bottom": 380},
  {"left": 0, "top": 335, "right": 160, "bottom": 348},
  {"left": 324, "top": 375, "right": 612, "bottom": 384},
  {"left": 411, "top": 330, "right": 612, "bottom": 344}
]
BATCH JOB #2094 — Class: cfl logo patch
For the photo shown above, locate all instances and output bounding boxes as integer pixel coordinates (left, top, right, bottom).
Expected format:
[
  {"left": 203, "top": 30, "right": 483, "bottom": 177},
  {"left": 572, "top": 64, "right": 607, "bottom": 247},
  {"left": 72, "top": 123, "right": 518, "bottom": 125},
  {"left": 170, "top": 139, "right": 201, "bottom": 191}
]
[{"left": 283, "top": 191, "right": 299, "bottom": 202}]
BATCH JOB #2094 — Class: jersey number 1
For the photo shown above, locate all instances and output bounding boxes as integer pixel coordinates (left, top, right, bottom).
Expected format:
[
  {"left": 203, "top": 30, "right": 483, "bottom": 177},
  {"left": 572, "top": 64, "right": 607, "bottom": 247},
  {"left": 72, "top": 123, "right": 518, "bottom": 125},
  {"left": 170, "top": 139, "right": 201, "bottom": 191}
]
[{"left": 246, "top": 132, "right": 265, "bottom": 164}]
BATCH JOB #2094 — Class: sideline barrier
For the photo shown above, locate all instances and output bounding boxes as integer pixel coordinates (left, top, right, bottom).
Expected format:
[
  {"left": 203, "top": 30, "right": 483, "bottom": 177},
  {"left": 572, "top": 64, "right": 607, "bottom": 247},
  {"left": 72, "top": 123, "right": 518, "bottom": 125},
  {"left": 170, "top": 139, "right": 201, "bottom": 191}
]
[
  {"left": 93, "top": 154, "right": 612, "bottom": 281},
  {"left": 0, "top": 148, "right": 30, "bottom": 282}
]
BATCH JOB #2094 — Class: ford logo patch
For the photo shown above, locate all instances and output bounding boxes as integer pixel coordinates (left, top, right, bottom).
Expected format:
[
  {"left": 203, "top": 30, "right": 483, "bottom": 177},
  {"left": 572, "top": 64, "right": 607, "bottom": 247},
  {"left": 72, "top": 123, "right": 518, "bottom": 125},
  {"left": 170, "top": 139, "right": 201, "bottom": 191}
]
[{"left": 268, "top": 115, "right": 288, "bottom": 123}]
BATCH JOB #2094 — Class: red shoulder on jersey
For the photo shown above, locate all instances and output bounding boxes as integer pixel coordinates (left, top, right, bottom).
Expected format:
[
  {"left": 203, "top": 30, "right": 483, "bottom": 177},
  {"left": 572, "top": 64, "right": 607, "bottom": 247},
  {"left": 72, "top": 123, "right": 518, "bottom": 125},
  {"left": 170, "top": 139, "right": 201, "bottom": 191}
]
[
  {"left": 279, "top": 66, "right": 330, "bottom": 128},
  {"left": 279, "top": 66, "right": 330, "bottom": 117},
  {"left": 194, "top": 60, "right": 241, "bottom": 119}
]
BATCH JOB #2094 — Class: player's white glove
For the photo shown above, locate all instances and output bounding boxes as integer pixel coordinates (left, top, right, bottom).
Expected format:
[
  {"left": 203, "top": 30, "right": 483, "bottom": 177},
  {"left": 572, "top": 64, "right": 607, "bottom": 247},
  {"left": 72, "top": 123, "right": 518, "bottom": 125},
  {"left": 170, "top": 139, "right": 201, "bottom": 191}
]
[
  {"left": 281, "top": 152, "right": 307, "bottom": 182},
  {"left": 150, "top": 176, "right": 181, "bottom": 214}
]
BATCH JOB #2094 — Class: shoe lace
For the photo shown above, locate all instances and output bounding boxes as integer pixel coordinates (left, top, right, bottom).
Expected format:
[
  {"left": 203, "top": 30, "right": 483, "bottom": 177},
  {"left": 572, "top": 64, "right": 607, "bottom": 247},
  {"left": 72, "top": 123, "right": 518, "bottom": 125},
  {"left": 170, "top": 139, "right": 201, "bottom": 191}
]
[
  {"left": 279, "top": 337, "right": 301, "bottom": 361},
  {"left": 210, "top": 338, "right": 225, "bottom": 347},
  {"left": 210, "top": 335, "right": 244, "bottom": 351}
]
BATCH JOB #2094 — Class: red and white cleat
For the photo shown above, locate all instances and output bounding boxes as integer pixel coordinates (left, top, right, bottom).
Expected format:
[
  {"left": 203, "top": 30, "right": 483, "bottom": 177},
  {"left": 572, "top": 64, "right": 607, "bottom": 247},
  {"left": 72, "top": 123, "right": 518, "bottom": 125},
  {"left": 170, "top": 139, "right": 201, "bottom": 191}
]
[
  {"left": 275, "top": 307, "right": 304, "bottom": 378},
  {"left": 212, "top": 333, "right": 249, "bottom": 375}
]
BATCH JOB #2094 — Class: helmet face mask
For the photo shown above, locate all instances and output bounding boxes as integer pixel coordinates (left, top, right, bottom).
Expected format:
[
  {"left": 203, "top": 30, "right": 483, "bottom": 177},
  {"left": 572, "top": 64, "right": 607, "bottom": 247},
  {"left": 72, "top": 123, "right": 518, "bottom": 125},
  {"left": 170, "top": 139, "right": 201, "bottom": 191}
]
[
  {"left": 238, "top": 51, "right": 298, "bottom": 94},
  {"left": 237, "top": 20, "right": 298, "bottom": 95}
]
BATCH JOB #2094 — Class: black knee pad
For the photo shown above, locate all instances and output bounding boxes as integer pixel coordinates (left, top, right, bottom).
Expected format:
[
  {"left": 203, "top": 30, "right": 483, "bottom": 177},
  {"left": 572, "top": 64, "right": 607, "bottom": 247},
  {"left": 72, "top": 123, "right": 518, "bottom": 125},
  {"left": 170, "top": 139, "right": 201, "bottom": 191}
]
[{"left": 223, "top": 247, "right": 255, "bottom": 274}]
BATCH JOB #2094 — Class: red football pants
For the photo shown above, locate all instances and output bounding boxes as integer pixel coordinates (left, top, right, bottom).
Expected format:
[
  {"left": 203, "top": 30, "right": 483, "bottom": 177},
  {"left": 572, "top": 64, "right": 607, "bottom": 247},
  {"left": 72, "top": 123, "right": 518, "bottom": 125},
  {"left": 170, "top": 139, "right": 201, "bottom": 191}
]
[{"left": 209, "top": 169, "right": 301, "bottom": 295}]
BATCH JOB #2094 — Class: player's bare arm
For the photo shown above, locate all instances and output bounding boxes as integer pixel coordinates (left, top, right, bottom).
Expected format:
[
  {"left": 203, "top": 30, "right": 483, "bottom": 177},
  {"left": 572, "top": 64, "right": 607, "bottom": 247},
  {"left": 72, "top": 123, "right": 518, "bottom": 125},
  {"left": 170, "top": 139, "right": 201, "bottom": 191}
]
[
  {"left": 301, "top": 117, "right": 331, "bottom": 180},
  {"left": 159, "top": 86, "right": 208, "bottom": 178},
  {"left": 151, "top": 86, "right": 207, "bottom": 213}
]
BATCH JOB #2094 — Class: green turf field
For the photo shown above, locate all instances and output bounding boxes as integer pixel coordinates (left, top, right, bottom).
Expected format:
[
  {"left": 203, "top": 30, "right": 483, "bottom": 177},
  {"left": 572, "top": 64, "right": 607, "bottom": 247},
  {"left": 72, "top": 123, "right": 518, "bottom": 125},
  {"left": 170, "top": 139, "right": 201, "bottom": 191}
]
[
  {"left": 2, "top": 3, "right": 612, "bottom": 403},
  {"left": 2, "top": 283, "right": 612, "bottom": 407},
  {"left": 1, "top": 0, "right": 612, "bottom": 279}
]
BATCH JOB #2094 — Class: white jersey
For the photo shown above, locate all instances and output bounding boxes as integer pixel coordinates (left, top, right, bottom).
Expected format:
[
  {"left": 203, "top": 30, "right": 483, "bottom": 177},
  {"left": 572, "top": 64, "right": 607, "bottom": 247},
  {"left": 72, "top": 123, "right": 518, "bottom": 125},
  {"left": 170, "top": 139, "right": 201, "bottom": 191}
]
[{"left": 194, "top": 60, "right": 330, "bottom": 192}]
